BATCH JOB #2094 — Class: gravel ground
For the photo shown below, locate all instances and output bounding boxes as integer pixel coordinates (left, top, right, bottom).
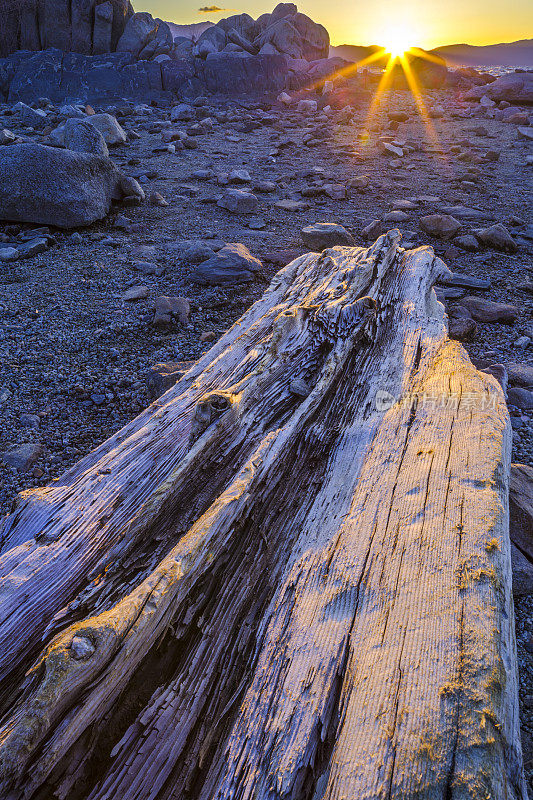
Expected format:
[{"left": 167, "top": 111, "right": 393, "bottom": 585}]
[{"left": 1, "top": 82, "right": 532, "bottom": 786}]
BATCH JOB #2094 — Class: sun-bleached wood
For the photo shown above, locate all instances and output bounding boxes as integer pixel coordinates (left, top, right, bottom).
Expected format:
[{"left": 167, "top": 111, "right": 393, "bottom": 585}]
[{"left": 0, "top": 232, "right": 527, "bottom": 800}]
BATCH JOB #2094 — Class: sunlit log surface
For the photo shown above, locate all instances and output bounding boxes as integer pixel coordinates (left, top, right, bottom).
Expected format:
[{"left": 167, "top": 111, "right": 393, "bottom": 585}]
[{"left": 0, "top": 231, "right": 527, "bottom": 800}]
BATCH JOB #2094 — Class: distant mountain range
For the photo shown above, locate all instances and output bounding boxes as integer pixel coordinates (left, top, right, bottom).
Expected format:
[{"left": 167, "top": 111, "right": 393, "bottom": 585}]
[
  {"left": 166, "top": 20, "right": 214, "bottom": 40},
  {"left": 329, "top": 44, "right": 385, "bottom": 63},
  {"left": 330, "top": 39, "right": 533, "bottom": 68},
  {"left": 433, "top": 39, "right": 533, "bottom": 67}
]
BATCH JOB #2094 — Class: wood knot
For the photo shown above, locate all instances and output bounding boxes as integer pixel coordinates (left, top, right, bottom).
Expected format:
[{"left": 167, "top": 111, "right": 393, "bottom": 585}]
[
  {"left": 70, "top": 635, "right": 95, "bottom": 660},
  {"left": 188, "top": 392, "right": 234, "bottom": 449}
]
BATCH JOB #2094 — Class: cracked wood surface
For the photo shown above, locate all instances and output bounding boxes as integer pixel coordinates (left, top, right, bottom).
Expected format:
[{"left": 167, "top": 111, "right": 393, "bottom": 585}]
[{"left": 0, "top": 231, "right": 527, "bottom": 800}]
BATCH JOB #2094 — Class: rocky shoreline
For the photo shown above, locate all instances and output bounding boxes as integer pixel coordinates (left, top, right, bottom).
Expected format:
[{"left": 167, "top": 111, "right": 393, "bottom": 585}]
[{"left": 0, "top": 1, "right": 532, "bottom": 792}]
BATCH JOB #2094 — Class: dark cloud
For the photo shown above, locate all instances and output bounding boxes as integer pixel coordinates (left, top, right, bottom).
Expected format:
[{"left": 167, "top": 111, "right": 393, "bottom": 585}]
[{"left": 198, "top": 5, "right": 226, "bottom": 11}]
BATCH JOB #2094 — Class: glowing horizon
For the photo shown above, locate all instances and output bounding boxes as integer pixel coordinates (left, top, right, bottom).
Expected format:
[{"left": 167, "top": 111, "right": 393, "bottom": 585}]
[{"left": 140, "top": 0, "right": 533, "bottom": 51}]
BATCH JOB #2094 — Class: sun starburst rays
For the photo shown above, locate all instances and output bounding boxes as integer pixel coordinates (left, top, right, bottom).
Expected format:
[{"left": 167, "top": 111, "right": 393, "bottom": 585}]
[{"left": 307, "top": 44, "right": 446, "bottom": 155}]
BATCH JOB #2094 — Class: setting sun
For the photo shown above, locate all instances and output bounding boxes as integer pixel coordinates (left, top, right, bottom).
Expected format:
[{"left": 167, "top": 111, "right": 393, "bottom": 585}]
[{"left": 381, "top": 24, "right": 417, "bottom": 57}]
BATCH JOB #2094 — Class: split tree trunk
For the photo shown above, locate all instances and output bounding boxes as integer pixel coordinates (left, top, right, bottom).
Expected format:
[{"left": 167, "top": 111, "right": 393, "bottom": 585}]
[{"left": 0, "top": 231, "right": 527, "bottom": 800}]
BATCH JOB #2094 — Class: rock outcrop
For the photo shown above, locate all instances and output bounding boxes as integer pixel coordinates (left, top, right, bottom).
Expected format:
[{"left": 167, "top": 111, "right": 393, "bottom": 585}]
[
  {"left": 193, "top": 4, "right": 329, "bottom": 61},
  {"left": 0, "top": 3, "right": 333, "bottom": 102},
  {"left": 0, "top": 0, "right": 134, "bottom": 57}
]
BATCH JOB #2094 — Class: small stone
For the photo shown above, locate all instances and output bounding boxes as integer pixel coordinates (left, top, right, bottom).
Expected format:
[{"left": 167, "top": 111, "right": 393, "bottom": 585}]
[
  {"left": 2, "top": 442, "right": 41, "bottom": 471},
  {"left": 388, "top": 111, "right": 409, "bottom": 122},
  {"left": 182, "top": 242, "right": 215, "bottom": 264},
  {"left": 133, "top": 260, "right": 158, "bottom": 275},
  {"left": 147, "top": 362, "right": 188, "bottom": 399},
  {"left": 348, "top": 175, "right": 370, "bottom": 190},
  {"left": 217, "top": 189, "right": 258, "bottom": 214},
  {"left": 507, "top": 387, "right": 533, "bottom": 410},
  {"left": 152, "top": 296, "right": 190, "bottom": 328},
  {"left": 454, "top": 234, "right": 479, "bottom": 252},
  {"left": 123, "top": 285, "right": 149, "bottom": 301},
  {"left": 379, "top": 141, "right": 403, "bottom": 157},
  {"left": 0, "top": 247, "right": 19, "bottom": 262},
  {"left": 0, "top": 129, "right": 17, "bottom": 145},
  {"left": 277, "top": 92, "right": 292, "bottom": 105},
  {"left": 275, "top": 199, "right": 310, "bottom": 212},
  {"left": 190, "top": 243, "right": 262, "bottom": 286},
  {"left": 473, "top": 223, "right": 517, "bottom": 253},
  {"left": 19, "top": 413, "right": 40, "bottom": 429},
  {"left": 362, "top": 220, "right": 383, "bottom": 240},
  {"left": 289, "top": 378, "right": 311, "bottom": 397},
  {"left": 384, "top": 210, "right": 410, "bottom": 223},
  {"left": 505, "top": 363, "right": 533, "bottom": 389},
  {"left": 228, "top": 169, "right": 251, "bottom": 184},
  {"left": 301, "top": 223, "right": 354, "bottom": 251},
  {"left": 449, "top": 316, "right": 477, "bottom": 340},
  {"left": 297, "top": 99, "right": 318, "bottom": 113},
  {"left": 254, "top": 180, "right": 277, "bottom": 193},
  {"left": 420, "top": 214, "right": 462, "bottom": 240},
  {"left": 323, "top": 184, "right": 346, "bottom": 200},
  {"left": 70, "top": 635, "right": 95, "bottom": 659},
  {"left": 460, "top": 296, "right": 519, "bottom": 324},
  {"left": 149, "top": 192, "right": 168, "bottom": 207}
]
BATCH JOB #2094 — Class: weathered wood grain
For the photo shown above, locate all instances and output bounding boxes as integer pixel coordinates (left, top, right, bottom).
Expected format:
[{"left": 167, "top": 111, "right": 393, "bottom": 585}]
[{"left": 0, "top": 231, "right": 526, "bottom": 800}]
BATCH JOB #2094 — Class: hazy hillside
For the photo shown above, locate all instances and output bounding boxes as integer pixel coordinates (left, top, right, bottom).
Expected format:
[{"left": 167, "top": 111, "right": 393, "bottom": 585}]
[
  {"left": 433, "top": 39, "right": 533, "bottom": 66},
  {"left": 329, "top": 44, "right": 385, "bottom": 63},
  {"left": 166, "top": 20, "right": 214, "bottom": 40}
]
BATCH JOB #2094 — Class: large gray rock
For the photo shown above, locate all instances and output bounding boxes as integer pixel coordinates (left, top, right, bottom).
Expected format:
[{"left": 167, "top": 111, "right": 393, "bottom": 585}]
[
  {"left": 271, "top": 3, "right": 298, "bottom": 22},
  {"left": 19, "top": 0, "right": 41, "bottom": 51},
  {"left": 170, "top": 37, "right": 193, "bottom": 59},
  {"left": 460, "top": 296, "right": 519, "bottom": 324},
  {"left": 464, "top": 71, "right": 533, "bottom": 105},
  {"left": 217, "top": 13, "right": 259, "bottom": 42},
  {"left": 0, "top": 143, "right": 126, "bottom": 228},
  {"left": 1, "top": 442, "right": 41, "bottom": 471},
  {"left": 419, "top": 214, "right": 462, "bottom": 239},
  {"left": 3, "top": 49, "right": 165, "bottom": 104},
  {"left": 93, "top": 1, "right": 114, "bottom": 55},
  {"left": 254, "top": 9, "right": 329, "bottom": 60},
  {"left": 116, "top": 12, "right": 158, "bottom": 58},
  {"left": 107, "top": 0, "right": 134, "bottom": 51},
  {"left": 50, "top": 111, "right": 126, "bottom": 147},
  {"left": 256, "top": 13, "right": 273, "bottom": 31},
  {"left": 14, "top": 101, "right": 47, "bottom": 128},
  {"left": 197, "top": 53, "right": 289, "bottom": 94},
  {"left": 254, "top": 18, "right": 302, "bottom": 58},
  {"left": 72, "top": 0, "right": 97, "bottom": 54},
  {"left": 473, "top": 223, "right": 518, "bottom": 253},
  {"left": 41, "top": 0, "right": 71, "bottom": 51},
  {"left": 139, "top": 19, "right": 174, "bottom": 59},
  {"left": 194, "top": 25, "right": 227, "bottom": 58},
  {"left": 290, "top": 12, "right": 329, "bottom": 60},
  {"left": 63, "top": 118, "right": 109, "bottom": 156},
  {"left": 1, "top": 0, "right": 132, "bottom": 57}
]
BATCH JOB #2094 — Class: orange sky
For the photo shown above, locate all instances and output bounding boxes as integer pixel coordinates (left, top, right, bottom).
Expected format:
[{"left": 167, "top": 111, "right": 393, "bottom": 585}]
[{"left": 140, "top": 0, "right": 533, "bottom": 49}]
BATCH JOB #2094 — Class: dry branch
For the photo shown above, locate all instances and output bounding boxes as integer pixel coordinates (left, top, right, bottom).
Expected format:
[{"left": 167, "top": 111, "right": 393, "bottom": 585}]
[{"left": 0, "top": 231, "right": 527, "bottom": 800}]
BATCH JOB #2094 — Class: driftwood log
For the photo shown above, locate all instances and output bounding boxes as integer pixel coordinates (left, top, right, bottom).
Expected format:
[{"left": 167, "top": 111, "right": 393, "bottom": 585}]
[{"left": 0, "top": 231, "right": 527, "bottom": 800}]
